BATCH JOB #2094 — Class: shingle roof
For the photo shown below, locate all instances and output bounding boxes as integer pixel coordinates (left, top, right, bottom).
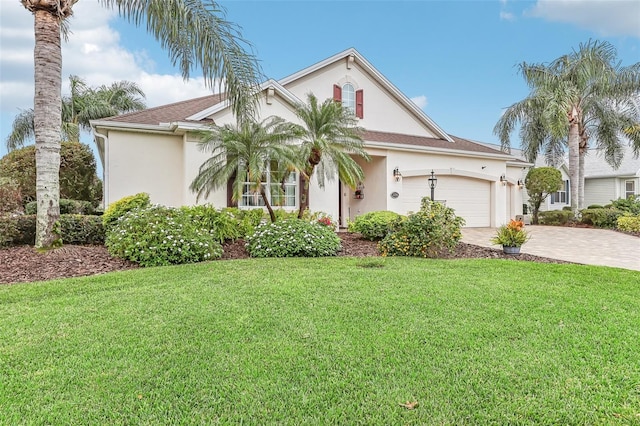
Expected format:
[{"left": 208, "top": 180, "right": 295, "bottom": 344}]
[
  {"left": 584, "top": 146, "right": 640, "bottom": 177},
  {"left": 364, "top": 130, "right": 516, "bottom": 157},
  {"left": 102, "top": 94, "right": 224, "bottom": 125}
]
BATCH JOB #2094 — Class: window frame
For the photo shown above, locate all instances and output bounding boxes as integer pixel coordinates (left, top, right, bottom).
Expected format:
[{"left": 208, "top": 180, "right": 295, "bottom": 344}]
[
  {"left": 625, "top": 180, "right": 636, "bottom": 199},
  {"left": 238, "top": 168, "right": 299, "bottom": 210}
]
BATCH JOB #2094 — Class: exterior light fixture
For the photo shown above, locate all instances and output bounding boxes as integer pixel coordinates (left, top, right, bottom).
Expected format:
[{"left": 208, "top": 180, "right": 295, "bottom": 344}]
[
  {"left": 517, "top": 179, "right": 524, "bottom": 189},
  {"left": 428, "top": 170, "right": 437, "bottom": 200},
  {"left": 500, "top": 174, "right": 507, "bottom": 186},
  {"left": 393, "top": 167, "right": 402, "bottom": 182}
]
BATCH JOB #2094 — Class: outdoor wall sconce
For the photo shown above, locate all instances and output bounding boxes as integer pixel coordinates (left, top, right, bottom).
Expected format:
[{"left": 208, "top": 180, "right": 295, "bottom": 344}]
[
  {"left": 500, "top": 174, "right": 507, "bottom": 186},
  {"left": 517, "top": 179, "right": 524, "bottom": 189},
  {"left": 428, "top": 170, "right": 437, "bottom": 200},
  {"left": 354, "top": 182, "right": 365, "bottom": 199},
  {"left": 393, "top": 167, "right": 402, "bottom": 182}
]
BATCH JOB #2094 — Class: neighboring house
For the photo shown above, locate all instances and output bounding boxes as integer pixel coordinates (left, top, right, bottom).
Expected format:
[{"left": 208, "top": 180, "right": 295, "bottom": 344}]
[
  {"left": 583, "top": 146, "right": 640, "bottom": 206},
  {"left": 91, "top": 48, "right": 528, "bottom": 227}
]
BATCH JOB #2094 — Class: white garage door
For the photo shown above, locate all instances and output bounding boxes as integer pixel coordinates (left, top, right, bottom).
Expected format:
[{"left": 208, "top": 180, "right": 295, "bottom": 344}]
[{"left": 401, "top": 176, "right": 491, "bottom": 227}]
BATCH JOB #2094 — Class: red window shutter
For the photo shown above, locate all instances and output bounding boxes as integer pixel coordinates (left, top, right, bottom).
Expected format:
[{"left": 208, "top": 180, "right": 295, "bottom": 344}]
[
  {"left": 333, "top": 84, "right": 342, "bottom": 102},
  {"left": 355, "top": 89, "right": 364, "bottom": 119}
]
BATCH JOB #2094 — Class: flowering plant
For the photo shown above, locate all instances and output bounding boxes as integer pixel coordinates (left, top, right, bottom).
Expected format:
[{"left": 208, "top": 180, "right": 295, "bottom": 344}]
[
  {"left": 491, "top": 219, "right": 529, "bottom": 247},
  {"left": 317, "top": 216, "right": 334, "bottom": 227}
]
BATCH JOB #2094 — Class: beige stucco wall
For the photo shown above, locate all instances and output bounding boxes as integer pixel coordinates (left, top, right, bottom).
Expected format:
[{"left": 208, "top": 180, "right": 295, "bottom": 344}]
[
  {"left": 106, "top": 131, "right": 184, "bottom": 207},
  {"left": 284, "top": 60, "right": 437, "bottom": 137}
]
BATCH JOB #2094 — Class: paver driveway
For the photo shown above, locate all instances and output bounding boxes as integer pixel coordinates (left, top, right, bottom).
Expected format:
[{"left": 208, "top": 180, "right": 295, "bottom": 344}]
[{"left": 462, "top": 225, "right": 640, "bottom": 271}]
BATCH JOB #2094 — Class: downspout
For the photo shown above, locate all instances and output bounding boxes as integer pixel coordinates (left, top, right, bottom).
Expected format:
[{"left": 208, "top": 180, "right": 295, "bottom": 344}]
[{"left": 93, "top": 130, "right": 109, "bottom": 208}]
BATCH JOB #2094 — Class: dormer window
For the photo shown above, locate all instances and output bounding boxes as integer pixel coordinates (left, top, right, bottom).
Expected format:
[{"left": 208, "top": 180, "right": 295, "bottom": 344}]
[
  {"left": 333, "top": 84, "right": 364, "bottom": 119},
  {"left": 342, "top": 83, "right": 355, "bottom": 113}
]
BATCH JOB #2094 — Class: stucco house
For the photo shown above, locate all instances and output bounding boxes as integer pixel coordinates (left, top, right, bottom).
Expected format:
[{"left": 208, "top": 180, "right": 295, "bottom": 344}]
[{"left": 91, "top": 48, "right": 528, "bottom": 227}]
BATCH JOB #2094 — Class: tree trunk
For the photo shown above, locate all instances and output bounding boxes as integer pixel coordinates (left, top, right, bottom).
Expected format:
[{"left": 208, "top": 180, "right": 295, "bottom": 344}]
[
  {"left": 32, "top": 8, "right": 62, "bottom": 248},
  {"left": 567, "top": 119, "right": 580, "bottom": 218},
  {"left": 260, "top": 189, "right": 276, "bottom": 223},
  {"left": 297, "top": 166, "right": 314, "bottom": 219},
  {"left": 578, "top": 139, "right": 587, "bottom": 210}
]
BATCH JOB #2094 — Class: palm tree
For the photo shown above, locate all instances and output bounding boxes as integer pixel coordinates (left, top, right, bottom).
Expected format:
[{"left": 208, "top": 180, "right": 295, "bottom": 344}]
[
  {"left": 494, "top": 40, "right": 640, "bottom": 215},
  {"left": 190, "top": 117, "right": 301, "bottom": 223},
  {"left": 293, "top": 93, "right": 369, "bottom": 219},
  {"left": 6, "top": 75, "right": 146, "bottom": 151},
  {"left": 21, "top": 0, "right": 261, "bottom": 249}
]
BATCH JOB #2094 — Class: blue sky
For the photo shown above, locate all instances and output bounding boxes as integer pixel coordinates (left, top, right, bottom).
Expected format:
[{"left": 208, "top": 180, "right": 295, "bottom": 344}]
[{"left": 1, "top": 0, "right": 639, "bottom": 170}]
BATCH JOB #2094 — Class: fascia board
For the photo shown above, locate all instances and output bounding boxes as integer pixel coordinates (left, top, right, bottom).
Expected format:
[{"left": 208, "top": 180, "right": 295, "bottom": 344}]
[{"left": 364, "top": 140, "right": 516, "bottom": 161}]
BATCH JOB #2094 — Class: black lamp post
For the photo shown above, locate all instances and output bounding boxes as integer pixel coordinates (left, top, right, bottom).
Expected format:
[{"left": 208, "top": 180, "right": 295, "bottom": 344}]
[{"left": 428, "top": 170, "right": 437, "bottom": 201}]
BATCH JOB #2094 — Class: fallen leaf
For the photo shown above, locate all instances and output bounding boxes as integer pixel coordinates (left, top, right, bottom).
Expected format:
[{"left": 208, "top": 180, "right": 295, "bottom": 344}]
[
  {"left": 399, "top": 401, "right": 419, "bottom": 410},
  {"left": 137, "top": 394, "right": 143, "bottom": 399}
]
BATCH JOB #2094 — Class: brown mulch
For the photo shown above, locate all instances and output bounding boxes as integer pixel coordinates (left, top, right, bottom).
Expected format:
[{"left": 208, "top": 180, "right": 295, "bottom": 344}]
[{"left": 1, "top": 232, "right": 570, "bottom": 285}]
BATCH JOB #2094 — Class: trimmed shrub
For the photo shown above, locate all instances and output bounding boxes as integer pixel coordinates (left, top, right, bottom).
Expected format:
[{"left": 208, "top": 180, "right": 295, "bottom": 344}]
[
  {"left": 105, "top": 205, "right": 222, "bottom": 267},
  {"left": 25, "top": 198, "right": 96, "bottom": 215},
  {"left": 580, "top": 208, "right": 624, "bottom": 229},
  {"left": 348, "top": 210, "right": 403, "bottom": 241},
  {"left": 617, "top": 215, "right": 640, "bottom": 232},
  {"left": 378, "top": 198, "right": 465, "bottom": 258},
  {"left": 0, "top": 178, "right": 23, "bottom": 215},
  {"left": 611, "top": 195, "right": 640, "bottom": 215},
  {"left": 245, "top": 218, "right": 341, "bottom": 257},
  {"left": 102, "top": 193, "right": 150, "bottom": 230},
  {"left": 538, "top": 210, "right": 573, "bottom": 225},
  {"left": 0, "top": 217, "right": 19, "bottom": 247},
  {"left": 587, "top": 204, "right": 604, "bottom": 209},
  {"left": 14, "top": 215, "right": 36, "bottom": 245},
  {"left": 180, "top": 205, "right": 264, "bottom": 243},
  {"left": 0, "top": 142, "right": 102, "bottom": 206},
  {"left": 58, "top": 215, "right": 105, "bottom": 244}
]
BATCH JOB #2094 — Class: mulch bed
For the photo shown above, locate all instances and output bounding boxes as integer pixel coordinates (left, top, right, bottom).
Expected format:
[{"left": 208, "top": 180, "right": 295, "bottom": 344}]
[{"left": 1, "top": 232, "right": 572, "bottom": 285}]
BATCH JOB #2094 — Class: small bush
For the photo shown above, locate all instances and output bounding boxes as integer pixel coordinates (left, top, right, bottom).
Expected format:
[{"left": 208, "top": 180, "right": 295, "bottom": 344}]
[
  {"left": 580, "top": 208, "right": 624, "bottom": 229},
  {"left": 181, "top": 205, "right": 256, "bottom": 243},
  {"left": 538, "top": 210, "right": 573, "bottom": 225},
  {"left": 587, "top": 204, "right": 604, "bottom": 209},
  {"left": 58, "top": 215, "right": 105, "bottom": 244},
  {"left": 105, "top": 205, "right": 222, "bottom": 267},
  {"left": 348, "top": 211, "right": 403, "bottom": 241},
  {"left": 25, "top": 198, "right": 96, "bottom": 215},
  {"left": 0, "top": 179, "right": 23, "bottom": 215},
  {"left": 611, "top": 195, "right": 640, "bottom": 215},
  {"left": 14, "top": 215, "right": 36, "bottom": 245},
  {"left": 245, "top": 218, "right": 341, "bottom": 257},
  {"left": 617, "top": 215, "right": 640, "bottom": 232},
  {"left": 378, "top": 198, "right": 465, "bottom": 258},
  {"left": 102, "top": 193, "right": 150, "bottom": 230},
  {"left": 0, "top": 217, "right": 19, "bottom": 247}
]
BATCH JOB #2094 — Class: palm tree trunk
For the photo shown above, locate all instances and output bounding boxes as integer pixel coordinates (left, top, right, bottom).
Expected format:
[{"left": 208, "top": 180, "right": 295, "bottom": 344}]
[
  {"left": 260, "top": 189, "right": 276, "bottom": 223},
  {"left": 568, "top": 120, "right": 580, "bottom": 218},
  {"left": 32, "top": 8, "right": 62, "bottom": 248},
  {"left": 297, "top": 166, "right": 314, "bottom": 219},
  {"left": 578, "top": 138, "right": 587, "bottom": 210}
]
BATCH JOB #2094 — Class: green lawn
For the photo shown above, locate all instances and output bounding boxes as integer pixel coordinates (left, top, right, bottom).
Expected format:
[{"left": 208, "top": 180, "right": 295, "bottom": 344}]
[{"left": 1, "top": 258, "right": 639, "bottom": 424}]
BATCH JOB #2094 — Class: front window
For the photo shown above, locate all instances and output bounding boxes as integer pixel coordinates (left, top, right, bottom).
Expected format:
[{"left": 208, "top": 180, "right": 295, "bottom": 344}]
[
  {"left": 550, "top": 180, "right": 570, "bottom": 205},
  {"left": 626, "top": 180, "right": 636, "bottom": 198},
  {"left": 239, "top": 166, "right": 298, "bottom": 209},
  {"left": 342, "top": 83, "right": 355, "bottom": 113}
]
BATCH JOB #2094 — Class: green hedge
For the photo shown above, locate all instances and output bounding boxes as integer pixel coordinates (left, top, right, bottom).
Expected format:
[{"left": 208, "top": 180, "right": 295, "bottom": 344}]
[
  {"left": 0, "top": 214, "right": 105, "bottom": 246},
  {"left": 348, "top": 211, "right": 403, "bottom": 241},
  {"left": 25, "top": 199, "right": 98, "bottom": 215},
  {"left": 616, "top": 215, "right": 640, "bottom": 233},
  {"left": 580, "top": 208, "right": 624, "bottom": 229},
  {"left": 538, "top": 210, "right": 573, "bottom": 225},
  {"left": 245, "top": 219, "right": 341, "bottom": 258},
  {"left": 103, "top": 193, "right": 150, "bottom": 230}
]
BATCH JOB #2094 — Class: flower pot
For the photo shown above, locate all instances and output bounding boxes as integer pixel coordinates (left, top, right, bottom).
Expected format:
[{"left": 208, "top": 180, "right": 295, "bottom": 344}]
[{"left": 502, "top": 246, "right": 521, "bottom": 255}]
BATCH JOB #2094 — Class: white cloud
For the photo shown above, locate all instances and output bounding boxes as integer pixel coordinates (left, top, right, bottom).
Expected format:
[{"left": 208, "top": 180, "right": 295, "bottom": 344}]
[
  {"left": 410, "top": 95, "right": 428, "bottom": 109},
  {"left": 527, "top": 0, "right": 640, "bottom": 37},
  {"left": 500, "top": 11, "right": 515, "bottom": 21}
]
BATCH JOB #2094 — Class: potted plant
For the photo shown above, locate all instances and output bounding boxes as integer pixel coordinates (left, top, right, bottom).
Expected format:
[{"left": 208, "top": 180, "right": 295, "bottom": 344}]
[{"left": 491, "top": 219, "right": 530, "bottom": 254}]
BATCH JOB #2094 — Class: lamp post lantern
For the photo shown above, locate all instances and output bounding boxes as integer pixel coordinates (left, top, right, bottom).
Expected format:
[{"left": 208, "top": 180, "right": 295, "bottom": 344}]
[{"left": 428, "top": 170, "right": 437, "bottom": 201}]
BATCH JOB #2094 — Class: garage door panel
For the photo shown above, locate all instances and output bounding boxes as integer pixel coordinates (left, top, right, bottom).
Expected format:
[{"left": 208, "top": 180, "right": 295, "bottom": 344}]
[{"left": 401, "top": 176, "right": 490, "bottom": 227}]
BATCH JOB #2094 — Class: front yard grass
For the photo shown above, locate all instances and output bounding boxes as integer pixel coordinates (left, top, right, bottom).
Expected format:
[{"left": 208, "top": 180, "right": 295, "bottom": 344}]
[{"left": 1, "top": 258, "right": 639, "bottom": 424}]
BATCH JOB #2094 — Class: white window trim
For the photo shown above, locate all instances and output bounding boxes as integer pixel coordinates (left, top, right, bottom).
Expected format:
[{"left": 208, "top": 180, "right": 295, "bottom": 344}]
[
  {"left": 239, "top": 170, "right": 299, "bottom": 211},
  {"left": 625, "top": 179, "right": 636, "bottom": 199}
]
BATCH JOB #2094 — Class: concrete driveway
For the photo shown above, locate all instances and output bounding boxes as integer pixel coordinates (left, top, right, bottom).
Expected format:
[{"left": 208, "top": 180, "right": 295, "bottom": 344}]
[{"left": 462, "top": 226, "right": 640, "bottom": 271}]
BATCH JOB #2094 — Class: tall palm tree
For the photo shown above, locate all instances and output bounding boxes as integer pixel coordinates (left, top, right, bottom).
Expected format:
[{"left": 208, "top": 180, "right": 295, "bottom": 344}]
[
  {"left": 494, "top": 40, "right": 640, "bottom": 215},
  {"left": 21, "top": 0, "right": 261, "bottom": 249},
  {"left": 6, "top": 75, "right": 146, "bottom": 151},
  {"left": 293, "top": 93, "right": 369, "bottom": 219},
  {"left": 190, "top": 117, "right": 301, "bottom": 223}
]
